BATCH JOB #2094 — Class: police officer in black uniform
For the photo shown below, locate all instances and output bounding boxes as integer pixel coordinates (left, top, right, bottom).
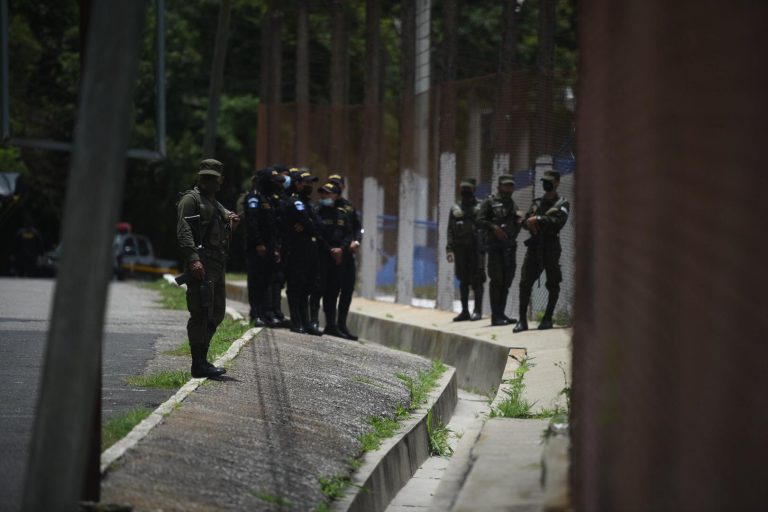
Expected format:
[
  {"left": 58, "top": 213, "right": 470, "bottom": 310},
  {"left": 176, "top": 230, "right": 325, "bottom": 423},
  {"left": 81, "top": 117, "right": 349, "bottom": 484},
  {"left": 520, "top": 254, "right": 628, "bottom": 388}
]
[
  {"left": 284, "top": 169, "right": 323, "bottom": 335},
  {"left": 310, "top": 181, "right": 353, "bottom": 338},
  {"left": 244, "top": 167, "right": 284, "bottom": 327},
  {"left": 268, "top": 163, "right": 292, "bottom": 327},
  {"left": 328, "top": 174, "right": 361, "bottom": 340}
]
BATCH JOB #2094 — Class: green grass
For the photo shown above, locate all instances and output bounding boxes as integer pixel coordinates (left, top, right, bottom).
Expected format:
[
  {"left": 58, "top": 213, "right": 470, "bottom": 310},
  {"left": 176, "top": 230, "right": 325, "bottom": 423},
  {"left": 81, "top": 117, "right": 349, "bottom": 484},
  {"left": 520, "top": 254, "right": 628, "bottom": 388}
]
[
  {"left": 163, "top": 317, "right": 251, "bottom": 361},
  {"left": 126, "top": 370, "right": 191, "bottom": 389},
  {"left": 101, "top": 407, "right": 152, "bottom": 451},
  {"left": 226, "top": 272, "right": 248, "bottom": 282},
  {"left": 426, "top": 409, "right": 454, "bottom": 457},
  {"left": 143, "top": 279, "right": 187, "bottom": 310},
  {"left": 319, "top": 474, "right": 351, "bottom": 500},
  {"left": 358, "top": 416, "right": 400, "bottom": 452},
  {"left": 250, "top": 489, "right": 292, "bottom": 508},
  {"left": 396, "top": 360, "right": 448, "bottom": 411},
  {"left": 490, "top": 356, "right": 555, "bottom": 419}
]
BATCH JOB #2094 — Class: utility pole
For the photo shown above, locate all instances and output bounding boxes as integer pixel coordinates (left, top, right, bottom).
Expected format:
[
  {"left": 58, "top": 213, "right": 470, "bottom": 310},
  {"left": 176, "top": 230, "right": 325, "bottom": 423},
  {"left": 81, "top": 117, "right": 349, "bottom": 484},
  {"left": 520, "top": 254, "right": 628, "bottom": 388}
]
[
  {"left": 21, "top": 1, "right": 147, "bottom": 510},
  {"left": 203, "top": 0, "right": 233, "bottom": 158}
]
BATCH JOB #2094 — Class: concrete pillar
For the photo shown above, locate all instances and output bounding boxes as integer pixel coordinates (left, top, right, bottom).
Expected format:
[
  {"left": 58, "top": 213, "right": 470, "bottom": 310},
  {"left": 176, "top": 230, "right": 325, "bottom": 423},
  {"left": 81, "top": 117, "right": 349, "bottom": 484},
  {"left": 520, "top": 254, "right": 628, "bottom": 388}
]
[
  {"left": 436, "top": 152, "right": 457, "bottom": 310},
  {"left": 360, "top": 176, "right": 379, "bottom": 299},
  {"left": 396, "top": 168, "right": 416, "bottom": 304}
]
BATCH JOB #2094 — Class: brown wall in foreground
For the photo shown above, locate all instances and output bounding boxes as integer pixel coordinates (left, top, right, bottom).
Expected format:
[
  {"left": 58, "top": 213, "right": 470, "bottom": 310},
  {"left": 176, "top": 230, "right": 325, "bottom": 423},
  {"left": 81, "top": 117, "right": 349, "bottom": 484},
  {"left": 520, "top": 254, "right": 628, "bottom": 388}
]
[{"left": 573, "top": 2, "right": 768, "bottom": 510}]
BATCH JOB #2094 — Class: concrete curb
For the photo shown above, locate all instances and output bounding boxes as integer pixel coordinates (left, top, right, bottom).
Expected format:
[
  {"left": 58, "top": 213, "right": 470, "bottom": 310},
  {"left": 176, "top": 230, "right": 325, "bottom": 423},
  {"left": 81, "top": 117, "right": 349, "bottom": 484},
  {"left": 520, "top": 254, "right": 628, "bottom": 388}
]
[
  {"left": 333, "top": 367, "right": 458, "bottom": 512},
  {"left": 99, "top": 327, "right": 262, "bottom": 473},
  {"left": 224, "top": 282, "right": 511, "bottom": 394}
]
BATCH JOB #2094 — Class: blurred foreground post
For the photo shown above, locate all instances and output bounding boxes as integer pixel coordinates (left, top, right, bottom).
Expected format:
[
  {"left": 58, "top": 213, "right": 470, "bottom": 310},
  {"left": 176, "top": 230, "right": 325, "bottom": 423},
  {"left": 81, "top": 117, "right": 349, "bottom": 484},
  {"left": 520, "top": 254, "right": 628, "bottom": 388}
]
[{"left": 21, "top": 1, "right": 147, "bottom": 510}]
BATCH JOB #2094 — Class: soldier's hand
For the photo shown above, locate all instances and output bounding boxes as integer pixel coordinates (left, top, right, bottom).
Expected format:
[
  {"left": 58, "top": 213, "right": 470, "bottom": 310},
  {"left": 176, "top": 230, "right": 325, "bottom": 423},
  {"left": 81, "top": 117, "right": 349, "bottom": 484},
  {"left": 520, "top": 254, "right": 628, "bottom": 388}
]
[
  {"left": 294, "top": 223, "right": 304, "bottom": 232},
  {"left": 331, "top": 247, "right": 343, "bottom": 265},
  {"left": 229, "top": 212, "right": 241, "bottom": 231},
  {"left": 256, "top": 244, "right": 267, "bottom": 257},
  {"left": 189, "top": 260, "right": 205, "bottom": 281},
  {"left": 447, "top": 252, "right": 454, "bottom": 263},
  {"left": 349, "top": 240, "right": 360, "bottom": 254},
  {"left": 493, "top": 225, "right": 509, "bottom": 241},
  {"left": 526, "top": 216, "right": 540, "bottom": 234}
]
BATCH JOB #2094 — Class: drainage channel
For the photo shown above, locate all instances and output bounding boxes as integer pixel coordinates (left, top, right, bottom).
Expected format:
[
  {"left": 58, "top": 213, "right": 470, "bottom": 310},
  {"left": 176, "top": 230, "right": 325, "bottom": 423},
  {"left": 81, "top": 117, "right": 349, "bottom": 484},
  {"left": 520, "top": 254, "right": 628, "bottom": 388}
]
[{"left": 385, "top": 389, "right": 490, "bottom": 512}]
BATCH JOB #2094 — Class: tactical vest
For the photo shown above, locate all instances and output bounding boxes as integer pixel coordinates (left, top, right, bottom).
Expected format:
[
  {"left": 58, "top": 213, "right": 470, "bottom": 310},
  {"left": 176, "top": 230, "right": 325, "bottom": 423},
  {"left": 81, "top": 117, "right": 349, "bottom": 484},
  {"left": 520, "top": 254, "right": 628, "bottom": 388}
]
[{"left": 179, "top": 189, "right": 230, "bottom": 253}]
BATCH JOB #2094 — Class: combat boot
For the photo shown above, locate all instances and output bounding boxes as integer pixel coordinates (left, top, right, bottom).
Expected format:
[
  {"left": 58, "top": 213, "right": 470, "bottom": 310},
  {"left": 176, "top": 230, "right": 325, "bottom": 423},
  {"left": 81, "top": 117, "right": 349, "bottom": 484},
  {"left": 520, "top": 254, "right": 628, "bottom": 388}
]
[
  {"left": 190, "top": 345, "right": 226, "bottom": 379},
  {"left": 490, "top": 303, "right": 509, "bottom": 326},
  {"left": 513, "top": 299, "right": 529, "bottom": 333},
  {"left": 453, "top": 310, "right": 471, "bottom": 321},
  {"left": 288, "top": 302, "right": 306, "bottom": 334},
  {"left": 337, "top": 310, "right": 358, "bottom": 341},
  {"left": 454, "top": 284, "right": 471, "bottom": 321},
  {"left": 470, "top": 285, "right": 483, "bottom": 321},
  {"left": 323, "top": 324, "right": 345, "bottom": 338},
  {"left": 307, "top": 307, "right": 323, "bottom": 336},
  {"left": 538, "top": 291, "right": 559, "bottom": 330}
]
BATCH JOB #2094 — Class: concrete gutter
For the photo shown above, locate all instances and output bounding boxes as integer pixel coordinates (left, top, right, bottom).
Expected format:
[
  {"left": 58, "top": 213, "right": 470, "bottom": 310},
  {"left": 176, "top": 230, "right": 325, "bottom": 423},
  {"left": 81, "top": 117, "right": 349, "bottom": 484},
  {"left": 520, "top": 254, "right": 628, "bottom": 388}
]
[{"left": 334, "top": 367, "right": 458, "bottom": 512}]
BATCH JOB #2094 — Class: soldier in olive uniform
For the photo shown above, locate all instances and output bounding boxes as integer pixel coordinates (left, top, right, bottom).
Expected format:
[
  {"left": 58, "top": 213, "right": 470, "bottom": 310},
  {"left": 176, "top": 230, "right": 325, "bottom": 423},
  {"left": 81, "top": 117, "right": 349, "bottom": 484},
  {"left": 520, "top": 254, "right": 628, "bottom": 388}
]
[
  {"left": 177, "top": 159, "right": 240, "bottom": 378},
  {"left": 478, "top": 174, "right": 522, "bottom": 326},
  {"left": 328, "top": 174, "right": 361, "bottom": 340},
  {"left": 514, "top": 171, "right": 570, "bottom": 332},
  {"left": 446, "top": 178, "right": 486, "bottom": 321}
]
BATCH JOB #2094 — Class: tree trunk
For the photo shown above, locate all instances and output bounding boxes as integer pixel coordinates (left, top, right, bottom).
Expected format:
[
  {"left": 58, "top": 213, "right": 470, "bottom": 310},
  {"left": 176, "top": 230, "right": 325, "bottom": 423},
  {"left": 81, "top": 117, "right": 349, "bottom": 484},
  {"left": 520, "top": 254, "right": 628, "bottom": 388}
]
[
  {"left": 396, "top": 0, "right": 416, "bottom": 305},
  {"left": 268, "top": 7, "right": 283, "bottom": 165},
  {"left": 536, "top": 0, "right": 556, "bottom": 159},
  {"left": 203, "top": 0, "right": 233, "bottom": 158},
  {"left": 436, "top": 0, "right": 457, "bottom": 311},
  {"left": 359, "top": 0, "right": 382, "bottom": 300},
  {"left": 256, "top": 6, "right": 271, "bottom": 169},
  {"left": 295, "top": 0, "right": 310, "bottom": 165},
  {"left": 330, "top": 0, "right": 349, "bottom": 174}
]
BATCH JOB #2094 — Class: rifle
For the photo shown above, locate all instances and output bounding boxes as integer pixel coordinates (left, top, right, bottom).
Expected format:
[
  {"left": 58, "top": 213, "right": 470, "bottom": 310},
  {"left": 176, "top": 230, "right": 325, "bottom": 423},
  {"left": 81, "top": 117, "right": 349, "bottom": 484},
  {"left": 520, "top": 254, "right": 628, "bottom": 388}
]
[{"left": 174, "top": 214, "right": 214, "bottom": 321}]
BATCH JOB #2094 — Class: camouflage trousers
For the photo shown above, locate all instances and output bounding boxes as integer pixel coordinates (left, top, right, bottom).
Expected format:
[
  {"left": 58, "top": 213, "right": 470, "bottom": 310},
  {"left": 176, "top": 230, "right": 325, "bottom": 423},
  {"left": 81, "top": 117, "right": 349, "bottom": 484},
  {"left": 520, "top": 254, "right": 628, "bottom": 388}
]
[{"left": 186, "top": 260, "right": 226, "bottom": 352}]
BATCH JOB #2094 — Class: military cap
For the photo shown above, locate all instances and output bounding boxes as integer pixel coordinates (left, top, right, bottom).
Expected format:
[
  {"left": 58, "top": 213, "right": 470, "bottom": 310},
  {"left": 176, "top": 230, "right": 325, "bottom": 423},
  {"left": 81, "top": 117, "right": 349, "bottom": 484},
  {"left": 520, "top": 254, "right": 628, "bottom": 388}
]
[
  {"left": 498, "top": 174, "right": 516, "bottom": 186},
  {"left": 319, "top": 182, "right": 341, "bottom": 195},
  {"left": 290, "top": 168, "right": 318, "bottom": 183},
  {"left": 255, "top": 167, "right": 284, "bottom": 182},
  {"left": 198, "top": 159, "right": 223, "bottom": 176},
  {"left": 271, "top": 163, "right": 290, "bottom": 174},
  {"left": 541, "top": 170, "right": 561, "bottom": 181},
  {"left": 459, "top": 178, "right": 477, "bottom": 188},
  {"left": 328, "top": 174, "right": 346, "bottom": 186}
]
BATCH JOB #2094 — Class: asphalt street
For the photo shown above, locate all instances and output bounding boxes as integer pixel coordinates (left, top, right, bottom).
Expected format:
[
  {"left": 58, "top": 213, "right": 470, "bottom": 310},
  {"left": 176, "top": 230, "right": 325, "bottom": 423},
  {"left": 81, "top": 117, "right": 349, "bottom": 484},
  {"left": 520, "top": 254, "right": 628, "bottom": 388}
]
[{"left": 0, "top": 277, "right": 189, "bottom": 512}]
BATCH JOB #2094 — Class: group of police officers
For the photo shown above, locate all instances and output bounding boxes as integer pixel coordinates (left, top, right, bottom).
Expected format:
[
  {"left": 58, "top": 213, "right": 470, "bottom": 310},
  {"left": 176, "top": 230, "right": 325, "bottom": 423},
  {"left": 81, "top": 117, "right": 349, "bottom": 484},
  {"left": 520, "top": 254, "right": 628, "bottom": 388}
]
[
  {"left": 446, "top": 171, "right": 569, "bottom": 333},
  {"left": 176, "top": 158, "right": 568, "bottom": 379},
  {"left": 236, "top": 165, "right": 362, "bottom": 341}
]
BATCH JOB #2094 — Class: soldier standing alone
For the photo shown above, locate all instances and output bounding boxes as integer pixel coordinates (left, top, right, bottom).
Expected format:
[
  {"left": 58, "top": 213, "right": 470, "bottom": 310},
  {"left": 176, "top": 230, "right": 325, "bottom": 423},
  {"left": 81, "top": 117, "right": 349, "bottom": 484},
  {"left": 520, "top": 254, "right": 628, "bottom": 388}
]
[
  {"left": 446, "top": 178, "right": 486, "bottom": 321},
  {"left": 177, "top": 159, "right": 240, "bottom": 378},
  {"left": 514, "top": 170, "right": 570, "bottom": 332},
  {"left": 478, "top": 174, "right": 522, "bottom": 326}
]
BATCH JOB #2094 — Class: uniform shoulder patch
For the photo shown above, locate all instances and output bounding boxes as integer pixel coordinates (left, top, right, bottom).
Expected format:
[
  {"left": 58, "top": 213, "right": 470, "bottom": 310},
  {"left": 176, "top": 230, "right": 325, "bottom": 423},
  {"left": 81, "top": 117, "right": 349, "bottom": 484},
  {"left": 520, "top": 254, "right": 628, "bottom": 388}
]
[
  {"left": 294, "top": 200, "right": 305, "bottom": 211},
  {"left": 247, "top": 197, "right": 259, "bottom": 209}
]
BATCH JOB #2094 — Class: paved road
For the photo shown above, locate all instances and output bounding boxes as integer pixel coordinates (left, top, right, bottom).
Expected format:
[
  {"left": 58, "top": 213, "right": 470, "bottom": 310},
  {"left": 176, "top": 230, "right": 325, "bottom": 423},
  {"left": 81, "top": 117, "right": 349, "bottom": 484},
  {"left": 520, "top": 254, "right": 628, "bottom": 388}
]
[{"left": 0, "top": 278, "right": 189, "bottom": 512}]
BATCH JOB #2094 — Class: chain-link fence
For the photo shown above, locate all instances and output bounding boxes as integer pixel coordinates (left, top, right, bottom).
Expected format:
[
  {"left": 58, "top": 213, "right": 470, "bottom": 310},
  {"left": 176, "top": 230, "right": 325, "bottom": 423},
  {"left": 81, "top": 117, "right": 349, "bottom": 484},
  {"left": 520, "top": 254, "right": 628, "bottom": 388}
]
[{"left": 258, "top": 69, "right": 575, "bottom": 322}]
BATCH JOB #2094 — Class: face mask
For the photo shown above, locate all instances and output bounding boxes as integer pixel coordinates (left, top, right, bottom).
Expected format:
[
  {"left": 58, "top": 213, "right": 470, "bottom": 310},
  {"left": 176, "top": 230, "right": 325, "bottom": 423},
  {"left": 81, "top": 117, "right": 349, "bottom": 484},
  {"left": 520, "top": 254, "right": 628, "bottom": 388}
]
[
  {"left": 282, "top": 176, "right": 292, "bottom": 189},
  {"left": 461, "top": 189, "right": 474, "bottom": 199},
  {"left": 320, "top": 198, "right": 334, "bottom": 207},
  {"left": 499, "top": 191, "right": 512, "bottom": 199},
  {"left": 542, "top": 181, "right": 554, "bottom": 192}
]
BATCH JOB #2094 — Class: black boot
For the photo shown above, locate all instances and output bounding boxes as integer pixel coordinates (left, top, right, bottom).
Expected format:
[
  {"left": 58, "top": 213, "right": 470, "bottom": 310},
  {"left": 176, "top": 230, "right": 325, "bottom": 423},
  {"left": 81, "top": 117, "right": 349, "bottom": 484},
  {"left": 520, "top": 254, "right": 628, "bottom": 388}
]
[
  {"left": 323, "top": 323, "right": 344, "bottom": 338},
  {"left": 337, "top": 309, "right": 358, "bottom": 341},
  {"left": 308, "top": 306, "right": 323, "bottom": 336},
  {"left": 513, "top": 296, "right": 529, "bottom": 333},
  {"left": 454, "top": 284, "right": 471, "bottom": 321},
  {"left": 538, "top": 291, "right": 559, "bottom": 330},
  {"left": 288, "top": 299, "right": 306, "bottom": 334},
  {"left": 490, "top": 302, "right": 509, "bottom": 326},
  {"left": 470, "top": 285, "right": 483, "bottom": 321},
  {"left": 190, "top": 345, "right": 226, "bottom": 379}
]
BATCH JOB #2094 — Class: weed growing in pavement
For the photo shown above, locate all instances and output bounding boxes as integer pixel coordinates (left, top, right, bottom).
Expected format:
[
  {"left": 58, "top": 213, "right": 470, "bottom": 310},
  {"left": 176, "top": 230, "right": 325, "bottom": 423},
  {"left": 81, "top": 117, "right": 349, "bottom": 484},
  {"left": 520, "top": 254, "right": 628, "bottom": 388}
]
[
  {"left": 142, "top": 279, "right": 187, "bottom": 310},
  {"left": 490, "top": 356, "right": 556, "bottom": 419},
  {"left": 396, "top": 359, "right": 447, "bottom": 410},
  {"left": 225, "top": 272, "right": 248, "bottom": 282},
  {"left": 163, "top": 318, "right": 250, "bottom": 360},
  {"left": 251, "top": 489, "right": 292, "bottom": 507},
  {"left": 126, "top": 370, "right": 191, "bottom": 389},
  {"left": 385, "top": 313, "right": 394, "bottom": 319},
  {"left": 358, "top": 416, "right": 400, "bottom": 452},
  {"left": 426, "top": 409, "right": 454, "bottom": 457},
  {"left": 101, "top": 407, "right": 152, "bottom": 451}
]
